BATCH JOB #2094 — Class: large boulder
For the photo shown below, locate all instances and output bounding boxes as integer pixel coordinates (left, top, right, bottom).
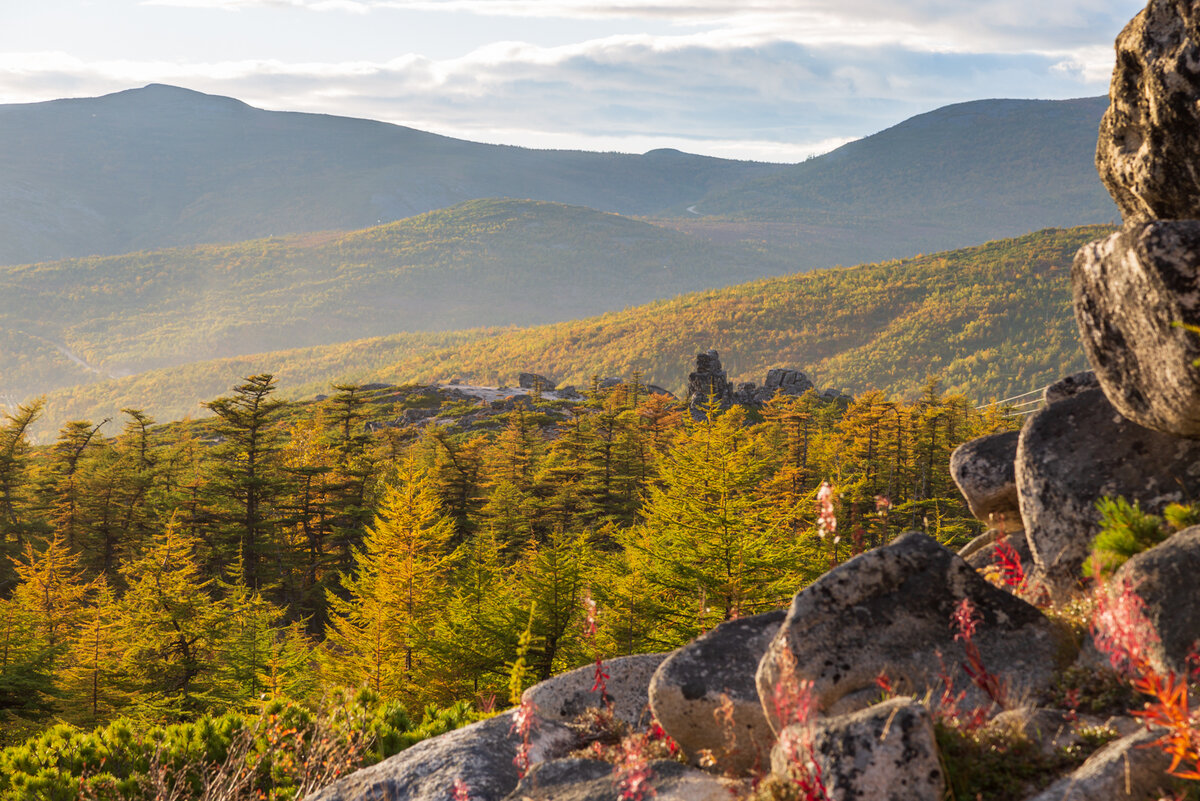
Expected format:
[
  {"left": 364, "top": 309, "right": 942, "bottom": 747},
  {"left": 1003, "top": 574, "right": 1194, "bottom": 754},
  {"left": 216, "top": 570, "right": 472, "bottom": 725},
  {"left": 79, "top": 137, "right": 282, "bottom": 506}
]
[
  {"left": 770, "top": 698, "right": 943, "bottom": 801},
  {"left": 524, "top": 652, "right": 669, "bottom": 729},
  {"left": 764, "top": 368, "right": 814, "bottom": 396},
  {"left": 1112, "top": 525, "right": 1200, "bottom": 676},
  {"left": 648, "top": 610, "right": 785, "bottom": 772},
  {"left": 1023, "top": 728, "right": 1173, "bottom": 801},
  {"left": 950, "top": 431, "right": 1021, "bottom": 525},
  {"left": 518, "top": 372, "right": 555, "bottom": 391},
  {"left": 1096, "top": 0, "right": 1200, "bottom": 223},
  {"left": 1015, "top": 387, "right": 1200, "bottom": 590},
  {"left": 503, "top": 758, "right": 732, "bottom": 801},
  {"left": 686, "top": 349, "right": 733, "bottom": 418},
  {"left": 1074, "top": 222, "right": 1200, "bottom": 437},
  {"left": 307, "top": 709, "right": 575, "bottom": 801},
  {"left": 755, "top": 532, "right": 1057, "bottom": 722},
  {"left": 1042, "top": 370, "right": 1099, "bottom": 405}
]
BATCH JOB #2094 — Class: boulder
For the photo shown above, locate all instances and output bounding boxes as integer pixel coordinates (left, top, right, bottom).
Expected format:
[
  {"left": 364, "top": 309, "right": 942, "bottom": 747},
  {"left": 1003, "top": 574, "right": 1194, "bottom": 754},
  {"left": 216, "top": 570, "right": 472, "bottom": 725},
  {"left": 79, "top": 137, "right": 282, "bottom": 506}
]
[
  {"left": 950, "top": 430, "right": 1021, "bottom": 525},
  {"left": 1043, "top": 371, "right": 1099, "bottom": 405},
  {"left": 1016, "top": 387, "right": 1200, "bottom": 590},
  {"left": 1112, "top": 525, "right": 1200, "bottom": 676},
  {"left": 686, "top": 350, "right": 733, "bottom": 418},
  {"left": 1096, "top": 0, "right": 1200, "bottom": 223},
  {"left": 308, "top": 709, "right": 575, "bottom": 801},
  {"left": 648, "top": 610, "right": 785, "bottom": 772},
  {"left": 518, "top": 372, "right": 555, "bottom": 391},
  {"left": 764, "top": 368, "right": 814, "bottom": 396},
  {"left": 645, "top": 384, "right": 676, "bottom": 399},
  {"left": 770, "top": 698, "right": 943, "bottom": 801},
  {"left": 524, "top": 652, "right": 669, "bottom": 729},
  {"left": 504, "top": 758, "right": 731, "bottom": 801},
  {"left": 1023, "top": 728, "right": 1173, "bottom": 801},
  {"left": 756, "top": 532, "right": 1057, "bottom": 722},
  {"left": 959, "top": 528, "right": 1034, "bottom": 585},
  {"left": 1073, "top": 222, "right": 1200, "bottom": 437}
]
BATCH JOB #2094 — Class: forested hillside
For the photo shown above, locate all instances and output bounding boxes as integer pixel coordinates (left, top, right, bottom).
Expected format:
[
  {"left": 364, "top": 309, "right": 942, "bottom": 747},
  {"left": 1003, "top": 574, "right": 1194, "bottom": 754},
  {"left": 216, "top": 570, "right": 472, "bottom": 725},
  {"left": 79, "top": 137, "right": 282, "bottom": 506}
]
[
  {"left": 0, "top": 199, "right": 790, "bottom": 404},
  {"left": 0, "top": 371, "right": 1013, "bottom": 796},
  {"left": 32, "top": 226, "right": 1106, "bottom": 439}
]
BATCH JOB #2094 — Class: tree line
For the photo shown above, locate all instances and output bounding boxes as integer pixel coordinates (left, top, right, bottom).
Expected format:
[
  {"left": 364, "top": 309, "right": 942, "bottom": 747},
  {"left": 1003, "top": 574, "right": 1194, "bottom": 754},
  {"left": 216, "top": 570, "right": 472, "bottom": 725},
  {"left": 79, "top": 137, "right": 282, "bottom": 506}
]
[{"left": 0, "top": 374, "right": 1013, "bottom": 744}]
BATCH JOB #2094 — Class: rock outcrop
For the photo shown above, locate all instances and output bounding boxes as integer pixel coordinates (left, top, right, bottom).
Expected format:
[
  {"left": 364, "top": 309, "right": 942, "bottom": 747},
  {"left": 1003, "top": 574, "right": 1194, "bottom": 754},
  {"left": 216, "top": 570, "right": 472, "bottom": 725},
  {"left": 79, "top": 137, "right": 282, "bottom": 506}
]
[
  {"left": 771, "top": 698, "right": 943, "bottom": 801},
  {"left": 686, "top": 350, "right": 734, "bottom": 417},
  {"left": 505, "top": 758, "right": 733, "bottom": 801},
  {"left": 648, "top": 610, "right": 784, "bottom": 772},
  {"left": 950, "top": 430, "right": 1021, "bottom": 526},
  {"left": 1042, "top": 370, "right": 1098, "bottom": 405},
  {"left": 308, "top": 710, "right": 575, "bottom": 801},
  {"left": 1024, "top": 728, "right": 1173, "bottom": 801},
  {"left": 518, "top": 372, "right": 555, "bottom": 391},
  {"left": 1112, "top": 525, "right": 1200, "bottom": 676},
  {"left": 1015, "top": 387, "right": 1200, "bottom": 590},
  {"left": 756, "top": 532, "right": 1057, "bottom": 721},
  {"left": 524, "top": 652, "right": 668, "bottom": 729},
  {"left": 1074, "top": 222, "right": 1200, "bottom": 436},
  {"left": 1096, "top": 0, "right": 1200, "bottom": 223}
]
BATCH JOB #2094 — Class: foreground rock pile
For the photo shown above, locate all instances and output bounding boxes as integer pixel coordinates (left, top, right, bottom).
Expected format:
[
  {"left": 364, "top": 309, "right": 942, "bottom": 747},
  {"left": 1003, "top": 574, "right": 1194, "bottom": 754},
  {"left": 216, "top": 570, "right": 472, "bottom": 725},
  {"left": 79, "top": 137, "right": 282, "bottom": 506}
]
[{"left": 310, "top": 3, "right": 1200, "bottom": 799}]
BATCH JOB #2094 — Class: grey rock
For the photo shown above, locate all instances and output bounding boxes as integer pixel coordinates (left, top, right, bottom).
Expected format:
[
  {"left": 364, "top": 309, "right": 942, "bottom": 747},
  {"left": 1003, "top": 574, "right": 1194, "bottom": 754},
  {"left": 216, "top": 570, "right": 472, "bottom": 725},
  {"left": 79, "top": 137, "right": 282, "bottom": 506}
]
[
  {"left": 764, "top": 368, "right": 815, "bottom": 395},
  {"left": 756, "top": 532, "right": 1057, "bottom": 722},
  {"left": 960, "top": 528, "right": 1034, "bottom": 585},
  {"left": 1023, "top": 728, "right": 1173, "bottom": 801},
  {"left": 1074, "top": 222, "right": 1200, "bottom": 437},
  {"left": 649, "top": 610, "right": 785, "bottom": 772},
  {"left": 686, "top": 349, "right": 733, "bottom": 418},
  {"left": 503, "top": 758, "right": 731, "bottom": 801},
  {"left": 1016, "top": 387, "right": 1200, "bottom": 591},
  {"left": 1096, "top": 0, "right": 1200, "bottom": 223},
  {"left": 1043, "top": 371, "right": 1099, "bottom": 405},
  {"left": 518, "top": 372, "right": 555, "bottom": 391},
  {"left": 306, "top": 709, "right": 575, "bottom": 801},
  {"left": 644, "top": 384, "right": 676, "bottom": 399},
  {"left": 1112, "top": 526, "right": 1200, "bottom": 676},
  {"left": 524, "top": 652, "right": 669, "bottom": 728},
  {"left": 770, "top": 698, "right": 943, "bottom": 801},
  {"left": 599, "top": 377, "right": 623, "bottom": 389},
  {"left": 818, "top": 388, "right": 853, "bottom": 404},
  {"left": 950, "top": 431, "right": 1022, "bottom": 525}
]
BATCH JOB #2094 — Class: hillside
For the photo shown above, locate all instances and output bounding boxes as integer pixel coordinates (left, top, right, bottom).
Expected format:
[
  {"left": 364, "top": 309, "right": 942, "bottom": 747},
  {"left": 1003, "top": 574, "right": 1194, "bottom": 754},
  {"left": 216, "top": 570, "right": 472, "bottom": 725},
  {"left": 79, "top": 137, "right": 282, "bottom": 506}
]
[
  {"left": 0, "top": 84, "right": 773, "bottom": 265},
  {"left": 679, "top": 97, "right": 1118, "bottom": 266},
  {"left": 0, "top": 199, "right": 790, "bottom": 403},
  {"left": 2, "top": 86, "right": 1114, "bottom": 270},
  {"left": 31, "top": 225, "right": 1107, "bottom": 439}
]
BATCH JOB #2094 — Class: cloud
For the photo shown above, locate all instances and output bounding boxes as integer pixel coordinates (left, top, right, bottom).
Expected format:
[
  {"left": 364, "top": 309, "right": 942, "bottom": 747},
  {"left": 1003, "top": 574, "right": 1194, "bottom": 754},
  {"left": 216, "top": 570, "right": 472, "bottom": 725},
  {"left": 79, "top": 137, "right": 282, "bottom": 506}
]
[
  {"left": 0, "top": 30, "right": 1114, "bottom": 162},
  {"left": 141, "top": 0, "right": 1143, "bottom": 52}
]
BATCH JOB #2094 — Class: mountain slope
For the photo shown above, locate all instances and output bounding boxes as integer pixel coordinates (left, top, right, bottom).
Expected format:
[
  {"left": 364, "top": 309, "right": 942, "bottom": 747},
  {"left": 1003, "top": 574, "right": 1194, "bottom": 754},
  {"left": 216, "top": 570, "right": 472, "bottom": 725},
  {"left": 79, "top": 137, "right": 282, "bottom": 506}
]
[
  {"left": 0, "top": 84, "right": 774, "bottom": 265},
  {"left": 32, "top": 226, "right": 1108, "bottom": 438},
  {"left": 677, "top": 97, "right": 1118, "bottom": 266},
  {"left": 0, "top": 199, "right": 792, "bottom": 401},
  {"left": 2, "top": 86, "right": 1115, "bottom": 269}
]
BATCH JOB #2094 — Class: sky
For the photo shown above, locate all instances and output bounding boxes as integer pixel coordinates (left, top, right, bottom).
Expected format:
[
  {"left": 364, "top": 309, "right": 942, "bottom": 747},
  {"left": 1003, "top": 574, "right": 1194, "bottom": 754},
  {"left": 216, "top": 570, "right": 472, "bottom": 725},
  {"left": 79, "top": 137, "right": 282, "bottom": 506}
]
[{"left": 2, "top": 0, "right": 1146, "bottom": 162}]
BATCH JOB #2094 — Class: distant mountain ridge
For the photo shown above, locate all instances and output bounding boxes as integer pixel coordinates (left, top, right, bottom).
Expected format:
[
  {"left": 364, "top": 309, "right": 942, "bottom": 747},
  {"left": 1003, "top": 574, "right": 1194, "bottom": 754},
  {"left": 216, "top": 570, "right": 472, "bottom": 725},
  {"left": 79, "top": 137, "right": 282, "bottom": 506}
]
[{"left": 1, "top": 85, "right": 1115, "bottom": 266}]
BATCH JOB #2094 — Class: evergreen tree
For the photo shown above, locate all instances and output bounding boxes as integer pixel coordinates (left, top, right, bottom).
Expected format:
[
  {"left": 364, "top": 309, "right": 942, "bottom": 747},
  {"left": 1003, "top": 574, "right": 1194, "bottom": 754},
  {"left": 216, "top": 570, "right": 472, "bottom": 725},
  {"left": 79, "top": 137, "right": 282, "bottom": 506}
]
[
  {"left": 202, "top": 374, "right": 287, "bottom": 588},
  {"left": 59, "top": 577, "right": 126, "bottom": 726}
]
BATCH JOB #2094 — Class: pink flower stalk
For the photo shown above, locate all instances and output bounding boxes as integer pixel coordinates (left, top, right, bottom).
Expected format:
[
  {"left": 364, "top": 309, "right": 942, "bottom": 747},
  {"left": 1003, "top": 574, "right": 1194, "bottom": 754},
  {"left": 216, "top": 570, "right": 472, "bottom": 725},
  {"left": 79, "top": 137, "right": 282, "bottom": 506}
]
[
  {"left": 510, "top": 698, "right": 539, "bottom": 778},
  {"left": 816, "top": 482, "right": 837, "bottom": 541},
  {"left": 615, "top": 733, "right": 656, "bottom": 801},
  {"left": 951, "top": 598, "right": 1007, "bottom": 708},
  {"left": 451, "top": 778, "right": 471, "bottom": 801},
  {"left": 769, "top": 648, "right": 830, "bottom": 800},
  {"left": 1092, "top": 575, "right": 1160, "bottom": 676},
  {"left": 991, "top": 536, "right": 1026, "bottom": 591}
]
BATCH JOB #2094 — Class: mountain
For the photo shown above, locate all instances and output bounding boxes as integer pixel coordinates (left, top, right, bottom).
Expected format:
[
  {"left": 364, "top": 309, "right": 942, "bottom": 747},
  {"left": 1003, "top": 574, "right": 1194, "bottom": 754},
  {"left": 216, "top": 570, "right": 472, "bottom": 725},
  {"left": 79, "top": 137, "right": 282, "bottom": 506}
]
[
  {"left": 672, "top": 97, "right": 1118, "bottom": 267},
  {"left": 2, "top": 86, "right": 1115, "bottom": 268},
  {"left": 0, "top": 198, "right": 793, "bottom": 402},
  {"left": 31, "top": 225, "right": 1108, "bottom": 439},
  {"left": 0, "top": 84, "right": 773, "bottom": 265}
]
